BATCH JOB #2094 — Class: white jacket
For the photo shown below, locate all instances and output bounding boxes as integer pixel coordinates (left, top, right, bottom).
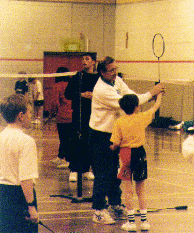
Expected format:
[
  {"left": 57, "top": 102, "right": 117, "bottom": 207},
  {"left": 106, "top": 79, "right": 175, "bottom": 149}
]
[{"left": 89, "top": 76, "right": 152, "bottom": 133}]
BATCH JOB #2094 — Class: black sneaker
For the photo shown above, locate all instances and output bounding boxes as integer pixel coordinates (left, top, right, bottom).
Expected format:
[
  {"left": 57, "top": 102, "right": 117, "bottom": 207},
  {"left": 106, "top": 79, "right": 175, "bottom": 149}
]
[{"left": 108, "top": 204, "right": 127, "bottom": 220}]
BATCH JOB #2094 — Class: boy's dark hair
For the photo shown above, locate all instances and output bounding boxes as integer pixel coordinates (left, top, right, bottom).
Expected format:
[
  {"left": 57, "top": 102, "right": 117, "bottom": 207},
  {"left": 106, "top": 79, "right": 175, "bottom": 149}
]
[
  {"left": 28, "top": 78, "right": 35, "bottom": 83},
  {"left": 119, "top": 94, "right": 139, "bottom": 114},
  {"left": 55, "top": 67, "right": 70, "bottom": 82},
  {"left": 83, "top": 52, "right": 97, "bottom": 61},
  {"left": 56, "top": 67, "right": 69, "bottom": 73},
  {"left": 0, "top": 94, "right": 28, "bottom": 123},
  {"left": 97, "top": 56, "right": 115, "bottom": 73}
]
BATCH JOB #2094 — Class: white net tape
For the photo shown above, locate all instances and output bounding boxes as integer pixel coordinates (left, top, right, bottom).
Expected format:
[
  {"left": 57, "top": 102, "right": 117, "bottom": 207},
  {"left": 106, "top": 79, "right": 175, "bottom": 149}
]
[
  {"left": 123, "top": 76, "right": 192, "bottom": 84},
  {"left": 0, "top": 71, "right": 193, "bottom": 84},
  {"left": 0, "top": 72, "right": 77, "bottom": 79}
]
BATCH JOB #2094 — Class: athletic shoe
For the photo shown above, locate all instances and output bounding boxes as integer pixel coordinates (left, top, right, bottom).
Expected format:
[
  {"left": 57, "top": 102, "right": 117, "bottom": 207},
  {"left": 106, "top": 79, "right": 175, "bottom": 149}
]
[
  {"left": 57, "top": 161, "right": 69, "bottom": 169},
  {"left": 69, "top": 172, "right": 77, "bottom": 182},
  {"left": 92, "top": 209, "right": 116, "bottom": 225},
  {"left": 141, "top": 221, "right": 151, "bottom": 231},
  {"left": 83, "top": 172, "right": 94, "bottom": 180},
  {"left": 187, "top": 126, "right": 194, "bottom": 132},
  {"left": 169, "top": 121, "right": 184, "bottom": 130},
  {"left": 50, "top": 157, "right": 64, "bottom": 166},
  {"left": 34, "top": 118, "right": 41, "bottom": 124},
  {"left": 108, "top": 204, "right": 127, "bottom": 220},
  {"left": 31, "top": 119, "right": 41, "bottom": 124},
  {"left": 121, "top": 221, "right": 137, "bottom": 232}
]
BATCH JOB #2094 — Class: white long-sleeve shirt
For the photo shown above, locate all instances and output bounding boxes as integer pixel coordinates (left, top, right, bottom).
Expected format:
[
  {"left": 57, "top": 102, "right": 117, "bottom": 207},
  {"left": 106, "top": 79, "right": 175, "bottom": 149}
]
[{"left": 89, "top": 76, "right": 152, "bottom": 133}]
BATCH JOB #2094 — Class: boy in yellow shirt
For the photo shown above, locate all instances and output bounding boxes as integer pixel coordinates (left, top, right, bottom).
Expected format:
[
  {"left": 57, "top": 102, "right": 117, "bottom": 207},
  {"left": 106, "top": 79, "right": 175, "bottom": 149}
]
[{"left": 110, "top": 92, "right": 162, "bottom": 232}]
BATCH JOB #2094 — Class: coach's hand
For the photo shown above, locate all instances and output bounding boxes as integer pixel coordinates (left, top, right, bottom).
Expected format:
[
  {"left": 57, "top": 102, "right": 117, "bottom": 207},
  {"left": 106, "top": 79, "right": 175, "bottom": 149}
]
[
  {"left": 81, "top": 91, "right": 93, "bottom": 99},
  {"left": 150, "top": 83, "right": 165, "bottom": 97}
]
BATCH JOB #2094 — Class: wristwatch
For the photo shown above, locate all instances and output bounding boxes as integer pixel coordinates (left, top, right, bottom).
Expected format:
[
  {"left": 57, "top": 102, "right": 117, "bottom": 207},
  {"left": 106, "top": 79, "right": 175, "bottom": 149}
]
[{"left": 27, "top": 199, "right": 36, "bottom": 206}]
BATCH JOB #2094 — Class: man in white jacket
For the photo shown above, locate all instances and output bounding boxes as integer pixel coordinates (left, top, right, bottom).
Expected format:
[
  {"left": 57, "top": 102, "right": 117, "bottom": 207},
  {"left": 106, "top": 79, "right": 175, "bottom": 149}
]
[{"left": 89, "top": 56, "right": 164, "bottom": 225}]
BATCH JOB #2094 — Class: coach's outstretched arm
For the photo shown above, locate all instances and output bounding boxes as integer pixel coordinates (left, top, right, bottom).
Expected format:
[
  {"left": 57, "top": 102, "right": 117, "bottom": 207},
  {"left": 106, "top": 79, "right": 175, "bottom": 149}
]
[{"left": 136, "top": 82, "right": 164, "bottom": 106}]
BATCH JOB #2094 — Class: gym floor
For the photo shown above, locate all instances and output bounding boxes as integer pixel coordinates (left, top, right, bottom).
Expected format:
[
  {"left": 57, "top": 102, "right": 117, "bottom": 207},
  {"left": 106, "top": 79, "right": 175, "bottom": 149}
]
[{"left": 6, "top": 120, "right": 194, "bottom": 233}]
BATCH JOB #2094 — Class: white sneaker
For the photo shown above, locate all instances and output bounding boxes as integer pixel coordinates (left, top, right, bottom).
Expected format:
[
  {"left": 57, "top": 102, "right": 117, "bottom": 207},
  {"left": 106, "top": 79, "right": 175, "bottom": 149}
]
[
  {"left": 188, "top": 126, "right": 194, "bottom": 131},
  {"left": 141, "top": 221, "right": 151, "bottom": 231},
  {"left": 57, "top": 161, "right": 69, "bottom": 169},
  {"left": 108, "top": 204, "right": 127, "bottom": 220},
  {"left": 35, "top": 118, "right": 41, "bottom": 124},
  {"left": 169, "top": 121, "right": 184, "bottom": 130},
  {"left": 121, "top": 221, "right": 137, "bottom": 232},
  {"left": 92, "top": 209, "right": 116, "bottom": 225},
  {"left": 83, "top": 172, "right": 94, "bottom": 180},
  {"left": 50, "top": 157, "right": 63, "bottom": 166},
  {"left": 69, "top": 172, "right": 77, "bottom": 182}
]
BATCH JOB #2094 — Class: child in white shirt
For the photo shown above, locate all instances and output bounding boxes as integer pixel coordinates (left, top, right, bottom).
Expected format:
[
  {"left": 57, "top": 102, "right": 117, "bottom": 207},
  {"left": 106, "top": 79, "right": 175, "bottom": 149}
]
[{"left": 0, "top": 94, "right": 39, "bottom": 233}]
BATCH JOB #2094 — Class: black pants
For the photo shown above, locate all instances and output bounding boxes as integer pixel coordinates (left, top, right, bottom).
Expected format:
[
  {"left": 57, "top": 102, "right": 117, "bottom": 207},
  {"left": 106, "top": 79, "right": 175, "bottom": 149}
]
[
  {"left": 0, "top": 184, "right": 38, "bottom": 233},
  {"left": 89, "top": 128, "right": 122, "bottom": 210},
  {"left": 57, "top": 123, "right": 72, "bottom": 161}
]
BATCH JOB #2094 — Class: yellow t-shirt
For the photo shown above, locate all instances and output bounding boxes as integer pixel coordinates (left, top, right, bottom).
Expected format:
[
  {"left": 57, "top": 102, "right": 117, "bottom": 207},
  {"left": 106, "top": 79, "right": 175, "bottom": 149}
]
[{"left": 110, "top": 109, "right": 153, "bottom": 148}]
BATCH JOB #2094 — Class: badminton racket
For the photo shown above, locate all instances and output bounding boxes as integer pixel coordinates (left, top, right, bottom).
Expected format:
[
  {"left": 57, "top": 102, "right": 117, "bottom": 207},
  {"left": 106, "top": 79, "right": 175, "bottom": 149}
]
[
  {"left": 152, "top": 33, "right": 165, "bottom": 120},
  {"left": 152, "top": 33, "right": 165, "bottom": 83},
  {"left": 23, "top": 209, "right": 56, "bottom": 233},
  {"left": 135, "top": 205, "right": 188, "bottom": 215},
  {"left": 39, "top": 221, "right": 56, "bottom": 233},
  {"left": 152, "top": 33, "right": 165, "bottom": 60}
]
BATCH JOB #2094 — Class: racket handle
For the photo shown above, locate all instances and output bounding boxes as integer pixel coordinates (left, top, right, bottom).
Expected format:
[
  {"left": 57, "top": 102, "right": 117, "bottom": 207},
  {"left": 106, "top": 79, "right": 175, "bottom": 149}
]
[
  {"left": 39, "top": 221, "right": 56, "bottom": 233},
  {"left": 175, "top": 205, "right": 188, "bottom": 210}
]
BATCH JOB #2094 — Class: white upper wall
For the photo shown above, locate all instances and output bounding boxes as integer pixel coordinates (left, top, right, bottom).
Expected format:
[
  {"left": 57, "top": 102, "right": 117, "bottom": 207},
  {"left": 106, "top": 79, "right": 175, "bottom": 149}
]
[
  {"left": 0, "top": 0, "right": 115, "bottom": 100},
  {"left": 115, "top": 0, "right": 194, "bottom": 82},
  {"left": 0, "top": 0, "right": 115, "bottom": 74},
  {"left": 1, "top": 0, "right": 194, "bottom": 92}
]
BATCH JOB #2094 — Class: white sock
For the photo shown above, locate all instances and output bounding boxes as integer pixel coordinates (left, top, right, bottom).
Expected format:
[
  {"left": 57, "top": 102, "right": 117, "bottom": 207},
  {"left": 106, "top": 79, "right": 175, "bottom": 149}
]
[
  {"left": 127, "top": 210, "right": 135, "bottom": 223},
  {"left": 140, "top": 209, "right": 147, "bottom": 222}
]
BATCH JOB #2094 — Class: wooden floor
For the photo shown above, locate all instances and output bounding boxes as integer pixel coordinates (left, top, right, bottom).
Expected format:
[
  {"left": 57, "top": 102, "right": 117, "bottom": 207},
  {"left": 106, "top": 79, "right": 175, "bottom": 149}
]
[{"left": 2, "top": 120, "right": 194, "bottom": 233}]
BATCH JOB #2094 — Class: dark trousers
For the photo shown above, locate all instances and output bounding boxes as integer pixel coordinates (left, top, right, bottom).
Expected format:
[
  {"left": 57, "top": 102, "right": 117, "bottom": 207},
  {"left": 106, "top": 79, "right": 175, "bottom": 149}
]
[
  {"left": 57, "top": 123, "right": 72, "bottom": 161},
  {"left": 0, "top": 184, "right": 38, "bottom": 233},
  {"left": 89, "top": 128, "right": 122, "bottom": 210}
]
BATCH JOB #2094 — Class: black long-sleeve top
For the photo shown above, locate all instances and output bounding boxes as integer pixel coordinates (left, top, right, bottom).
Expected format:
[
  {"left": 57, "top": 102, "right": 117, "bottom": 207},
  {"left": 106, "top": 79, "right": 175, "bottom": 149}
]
[{"left": 65, "top": 70, "right": 99, "bottom": 128}]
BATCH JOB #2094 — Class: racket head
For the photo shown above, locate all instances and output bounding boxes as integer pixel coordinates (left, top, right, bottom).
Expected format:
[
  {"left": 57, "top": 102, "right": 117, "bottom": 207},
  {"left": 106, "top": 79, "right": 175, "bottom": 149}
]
[{"left": 152, "top": 33, "right": 165, "bottom": 59}]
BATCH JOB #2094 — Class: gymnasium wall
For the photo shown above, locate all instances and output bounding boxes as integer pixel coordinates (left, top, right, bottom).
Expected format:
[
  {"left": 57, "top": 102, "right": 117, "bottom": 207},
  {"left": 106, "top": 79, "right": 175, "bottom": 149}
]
[
  {"left": 1, "top": 0, "right": 194, "bottom": 121},
  {"left": 115, "top": 0, "right": 194, "bottom": 121},
  {"left": 123, "top": 78, "right": 194, "bottom": 121},
  {"left": 0, "top": 0, "right": 115, "bottom": 74},
  {"left": 115, "top": 0, "right": 194, "bottom": 82},
  {"left": 0, "top": 0, "right": 115, "bottom": 101}
]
